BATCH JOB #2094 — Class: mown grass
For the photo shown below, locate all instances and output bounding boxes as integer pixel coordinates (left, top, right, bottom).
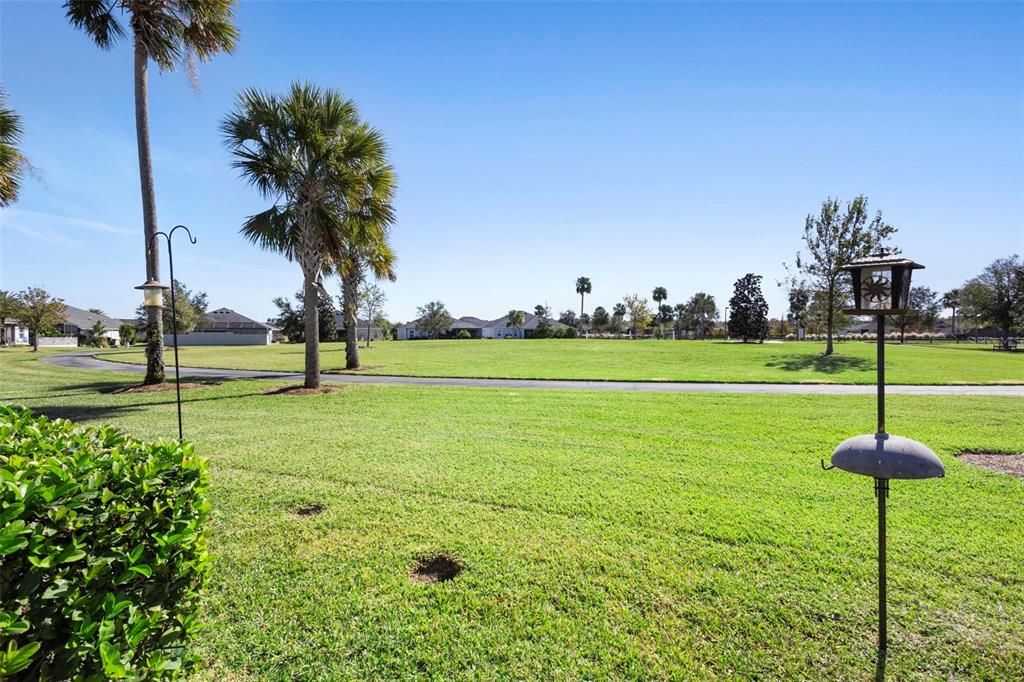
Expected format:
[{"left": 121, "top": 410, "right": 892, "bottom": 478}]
[
  {"left": 97, "top": 338, "right": 1024, "bottom": 385},
  {"left": 2, "top": 348, "right": 1022, "bottom": 680}
]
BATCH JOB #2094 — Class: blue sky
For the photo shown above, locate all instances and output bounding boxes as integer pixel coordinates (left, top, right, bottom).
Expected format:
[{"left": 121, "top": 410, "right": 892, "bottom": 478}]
[{"left": 2, "top": 1, "right": 1022, "bottom": 324}]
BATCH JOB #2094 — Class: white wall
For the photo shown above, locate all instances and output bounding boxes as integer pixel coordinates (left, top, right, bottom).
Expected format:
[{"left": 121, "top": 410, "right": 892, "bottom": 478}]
[
  {"left": 165, "top": 330, "right": 271, "bottom": 346},
  {"left": 36, "top": 336, "right": 78, "bottom": 347}
]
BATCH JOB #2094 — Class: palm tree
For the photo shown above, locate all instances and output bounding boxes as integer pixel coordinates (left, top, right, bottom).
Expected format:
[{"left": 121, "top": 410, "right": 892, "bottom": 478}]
[
  {"left": 66, "top": 0, "right": 237, "bottom": 385},
  {"left": 0, "top": 89, "right": 25, "bottom": 207},
  {"left": 223, "top": 82, "right": 391, "bottom": 388},
  {"left": 612, "top": 302, "right": 627, "bottom": 336},
  {"left": 575, "top": 276, "right": 592, "bottom": 327},
  {"left": 652, "top": 287, "right": 668, "bottom": 324},
  {"left": 507, "top": 309, "right": 525, "bottom": 338},
  {"left": 339, "top": 233, "right": 397, "bottom": 369},
  {"left": 942, "top": 289, "right": 961, "bottom": 339}
]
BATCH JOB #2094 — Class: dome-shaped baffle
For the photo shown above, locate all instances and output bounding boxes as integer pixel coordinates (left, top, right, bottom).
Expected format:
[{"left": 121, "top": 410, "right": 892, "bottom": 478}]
[{"left": 831, "top": 433, "right": 945, "bottom": 479}]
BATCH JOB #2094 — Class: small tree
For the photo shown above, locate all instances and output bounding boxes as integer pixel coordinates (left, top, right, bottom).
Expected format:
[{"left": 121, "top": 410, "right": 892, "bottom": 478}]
[
  {"left": 534, "top": 304, "right": 550, "bottom": 318},
  {"left": 558, "top": 309, "right": 578, "bottom": 327},
  {"left": 19, "top": 287, "right": 67, "bottom": 351},
  {"left": 622, "top": 294, "right": 652, "bottom": 336},
  {"left": 318, "top": 294, "right": 337, "bottom": 343},
  {"left": 685, "top": 292, "right": 718, "bottom": 339},
  {"left": 507, "top": 309, "right": 525, "bottom": 337},
  {"left": 119, "top": 323, "right": 138, "bottom": 347},
  {"left": 359, "top": 283, "right": 387, "bottom": 347},
  {"left": 893, "top": 286, "right": 940, "bottom": 342},
  {"left": 960, "top": 255, "right": 1023, "bottom": 343},
  {"left": 727, "top": 274, "right": 770, "bottom": 343},
  {"left": 271, "top": 294, "right": 304, "bottom": 342},
  {"left": 786, "top": 284, "right": 811, "bottom": 340},
  {"left": 941, "top": 288, "right": 961, "bottom": 338},
  {"left": 591, "top": 306, "right": 610, "bottom": 331},
  {"left": 89, "top": 319, "right": 108, "bottom": 348},
  {"left": 787, "top": 196, "right": 897, "bottom": 354},
  {"left": 417, "top": 301, "right": 453, "bottom": 339},
  {"left": 373, "top": 314, "right": 393, "bottom": 341}
]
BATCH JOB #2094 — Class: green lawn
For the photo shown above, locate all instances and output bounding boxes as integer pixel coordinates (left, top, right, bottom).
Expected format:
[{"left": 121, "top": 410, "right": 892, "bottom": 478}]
[
  {"left": 96, "top": 339, "right": 1024, "bottom": 385},
  {"left": 2, "top": 348, "right": 1022, "bottom": 679}
]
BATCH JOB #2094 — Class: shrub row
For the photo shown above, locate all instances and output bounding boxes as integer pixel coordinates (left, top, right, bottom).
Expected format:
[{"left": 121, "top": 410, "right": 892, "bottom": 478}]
[{"left": 0, "top": 405, "right": 210, "bottom": 680}]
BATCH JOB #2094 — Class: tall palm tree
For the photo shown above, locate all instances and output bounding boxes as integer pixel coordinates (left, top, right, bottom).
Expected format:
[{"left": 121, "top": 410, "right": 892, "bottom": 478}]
[
  {"left": 0, "top": 89, "right": 25, "bottom": 207},
  {"left": 652, "top": 286, "right": 668, "bottom": 324},
  {"left": 507, "top": 309, "right": 525, "bottom": 338},
  {"left": 65, "top": 0, "right": 237, "bottom": 385},
  {"left": 223, "top": 83, "right": 390, "bottom": 388},
  {"left": 575, "top": 276, "right": 592, "bottom": 326}
]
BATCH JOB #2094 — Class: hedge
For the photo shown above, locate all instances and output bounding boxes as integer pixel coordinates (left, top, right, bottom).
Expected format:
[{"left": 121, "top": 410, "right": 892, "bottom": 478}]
[{"left": 0, "top": 405, "right": 210, "bottom": 680}]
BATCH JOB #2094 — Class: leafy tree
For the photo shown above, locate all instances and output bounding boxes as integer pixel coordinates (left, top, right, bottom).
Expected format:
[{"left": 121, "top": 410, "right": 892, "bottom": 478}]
[
  {"left": 591, "top": 306, "right": 610, "bottom": 331},
  {"left": 135, "top": 279, "right": 208, "bottom": 333},
  {"left": 359, "top": 283, "right": 387, "bottom": 348},
  {"left": 657, "top": 304, "right": 674, "bottom": 327},
  {"left": 960, "top": 255, "right": 1024, "bottom": 342},
  {"left": 0, "top": 88, "right": 27, "bottom": 207},
  {"left": 507, "top": 310, "right": 526, "bottom": 336},
  {"left": 575, "top": 276, "right": 592, "bottom": 327},
  {"left": 534, "top": 304, "right": 550, "bottom": 318},
  {"left": 652, "top": 287, "right": 668, "bottom": 324},
  {"left": 622, "top": 294, "right": 652, "bottom": 335},
  {"left": 941, "top": 288, "right": 961, "bottom": 337},
  {"left": 19, "top": 287, "right": 67, "bottom": 351},
  {"left": 318, "top": 294, "right": 337, "bottom": 343},
  {"left": 681, "top": 292, "right": 718, "bottom": 339},
  {"left": 67, "top": 0, "right": 237, "bottom": 385},
  {"left": 728, "top": 274, "right": 770, "bottom": 343},
  {"left": 223, "top": 82, "right": 392, "bottom": 388},
  {"left": 271, "top": 294, "right": 303, "bottom": 342},
  {"left": 579, "top": 312, "right": 592, "bottom": 330},
  {"left": 372, "top": 314, "right": 393, "bottom": 341},
  {"left": 786, "top": 284, "right": 811, "bottom": 339},
  {"left": 417, "top": 301, "right": 453, "bottom": 339},
  {"left": 892, "top": 286, "right": 940, "bottom": 342},
  {"left": 786, "top": 196, "right": 897, "bottom": 355},
  {"left": 558, "top": 309, "right": 578, "bottom": 327},
  {"left": 119, "top": 323, "right": 137, "bottom": 347},
  {"left": 534, "top": 318, "right": 553, "bottom": 338}
]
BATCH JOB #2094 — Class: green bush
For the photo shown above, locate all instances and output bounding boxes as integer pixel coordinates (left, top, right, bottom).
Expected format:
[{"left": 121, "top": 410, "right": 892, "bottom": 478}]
[
  {"left": 455, "top": 330, "right": 471, "bottom": 339},
  {"left": 0, "top": 406, "right": 210, "bottom": 680},
  {"left": 563, "top": 327, "right": 578, "bottom": 339}
]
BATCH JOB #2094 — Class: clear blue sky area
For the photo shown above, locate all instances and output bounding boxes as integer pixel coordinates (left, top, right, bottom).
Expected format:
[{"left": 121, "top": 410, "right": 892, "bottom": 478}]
[{"left": 2, "top": 1, "right": 1022, "bottom": 323}]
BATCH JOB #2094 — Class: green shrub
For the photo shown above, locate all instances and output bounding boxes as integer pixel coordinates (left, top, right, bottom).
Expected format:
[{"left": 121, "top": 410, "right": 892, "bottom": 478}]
[
  {"left": 0, "top": 406, "right": 210, "bottom": 680},
  {"left": 563, "top": 327, "right": 578, "bottom": 339},
  {"left": 455, "top": 330, "right": 471, "bottom": 339}
]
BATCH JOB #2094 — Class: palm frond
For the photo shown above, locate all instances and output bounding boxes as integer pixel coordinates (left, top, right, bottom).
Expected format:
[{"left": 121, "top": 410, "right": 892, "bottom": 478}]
[{"left": 63, "top": 0, "right": 125, "bottom": 49}]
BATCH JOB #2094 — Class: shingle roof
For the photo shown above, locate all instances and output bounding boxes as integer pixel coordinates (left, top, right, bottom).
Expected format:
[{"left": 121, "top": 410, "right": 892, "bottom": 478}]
[
  {"left": 485, "top": 313, "right": 568, "bottom": 329},
  {"left": 452, "top": 316, "right": 487, "bottom": 329},
  {"left": 62, "top": 305, "right": 122, "bottom": 331},
  {"left": 197, "top": 308, "right": 272, "bottom": 331}
]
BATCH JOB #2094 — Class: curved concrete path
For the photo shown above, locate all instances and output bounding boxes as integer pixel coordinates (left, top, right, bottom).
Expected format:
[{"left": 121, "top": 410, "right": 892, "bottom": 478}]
[{"left": 41, "top": 352, "right": 1024, "bottom": 396}]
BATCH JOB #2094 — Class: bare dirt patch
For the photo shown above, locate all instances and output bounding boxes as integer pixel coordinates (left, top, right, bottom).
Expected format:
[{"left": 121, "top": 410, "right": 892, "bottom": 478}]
[
  {"left": 958, "top": 452, "right": 1024, "bottom": 480},
  {"left": 111, "top": 382, "right": 213, "bottom": 394},
  {"left": 262, "top": 384, "right": 338, "bottom": 396},
  {"left": 410, "top": 554, "right": 463, "bottom": 584},
  {"left": 294, "top": 503, "right": 326, "bottom": 517}
]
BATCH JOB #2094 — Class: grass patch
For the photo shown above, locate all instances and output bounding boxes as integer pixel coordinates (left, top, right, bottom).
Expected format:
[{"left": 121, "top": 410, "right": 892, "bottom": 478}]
[
  {"left": 96, "top": 339, "right": 1024, "bottom": 385},
  {"left": 1, "top": 348, "right": 1022, "bottom": 679}
]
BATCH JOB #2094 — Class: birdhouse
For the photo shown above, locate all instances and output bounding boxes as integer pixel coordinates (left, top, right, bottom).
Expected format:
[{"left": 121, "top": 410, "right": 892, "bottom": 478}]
[{"left": 841, "top": 253, "right": 924, "bottom": 315}]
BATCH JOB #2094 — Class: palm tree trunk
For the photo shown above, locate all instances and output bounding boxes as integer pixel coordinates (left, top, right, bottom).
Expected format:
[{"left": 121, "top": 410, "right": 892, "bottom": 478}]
[
  {"left": 342, "top": 271, "right": 359, "bottom": 369},
  {"left": 302, "top": 272, "right": 321, "bottom": 388},
  {"left": 133, "top": 37, "right": 164, "bottom": 385},
  {"left": 579, "top": 293, "right": 584, "bottom": 328}
]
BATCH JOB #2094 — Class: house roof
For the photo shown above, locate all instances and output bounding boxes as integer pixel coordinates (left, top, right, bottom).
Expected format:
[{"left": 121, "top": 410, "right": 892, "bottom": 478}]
[
  {"left": 451, "top": 316, "right": 487, "bottom": 329},
  {"left": 197, "top": 308, "right": 272, "bottom": 331},
  {"left": 62, "top": 305, "right": 122, "bottom": 331},
  {"left": 485, "top": 313, "right": 568, "bottom": 330}
]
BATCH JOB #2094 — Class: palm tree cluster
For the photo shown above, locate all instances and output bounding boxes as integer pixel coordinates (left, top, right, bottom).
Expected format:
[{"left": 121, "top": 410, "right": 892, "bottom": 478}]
[
  {"left": 223, "top": 83, "right": 397, "bottom": 386},
  {"left": 567, "top": 277, "right": 719, "bottom": 338}
]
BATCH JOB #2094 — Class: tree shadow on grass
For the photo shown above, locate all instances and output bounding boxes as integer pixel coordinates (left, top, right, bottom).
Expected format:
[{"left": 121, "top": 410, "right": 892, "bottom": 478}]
[
  {"left": 31, "top": 403, "right": 152, "bottom": 422},
  {"left": 765, "top": 354, "right": 873, "bottom": 375}
]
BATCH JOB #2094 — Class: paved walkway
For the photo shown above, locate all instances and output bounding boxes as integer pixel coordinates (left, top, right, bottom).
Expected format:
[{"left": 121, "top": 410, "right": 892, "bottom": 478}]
[{"left": 40, "top": 352, "right": 1024, "bottom": 396}]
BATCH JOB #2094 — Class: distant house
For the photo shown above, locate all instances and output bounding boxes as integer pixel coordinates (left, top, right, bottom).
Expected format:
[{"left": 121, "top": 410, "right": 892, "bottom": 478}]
[
  {"left": 56, "top": 306, "right": 122, "bottom": 345},
  {"left": 333, "top": 312, "right": 387, "bottom": 342},
  {"left": 397, "top": 313, "right": 567, "bottom": 340},
  {"left": 165, "top": 307, "right": 274, "bottom": 346},
  {"left": 2, "top": 318, "right": 29, "bottom": 346},
  {"left": 483, "top": 313, "right": 567, "bottom": 339}
]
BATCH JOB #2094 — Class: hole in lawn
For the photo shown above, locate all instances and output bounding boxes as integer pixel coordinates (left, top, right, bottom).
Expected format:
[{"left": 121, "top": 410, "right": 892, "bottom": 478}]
[
  {"left": 957, "top": 452, "right": 1024, "bottom": 480},
  {"left": 410, "top": 554, "right": 463, "bottom": 584},
  {"left": 294, "top": 503, "right": 326, "bottom": 517}
]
